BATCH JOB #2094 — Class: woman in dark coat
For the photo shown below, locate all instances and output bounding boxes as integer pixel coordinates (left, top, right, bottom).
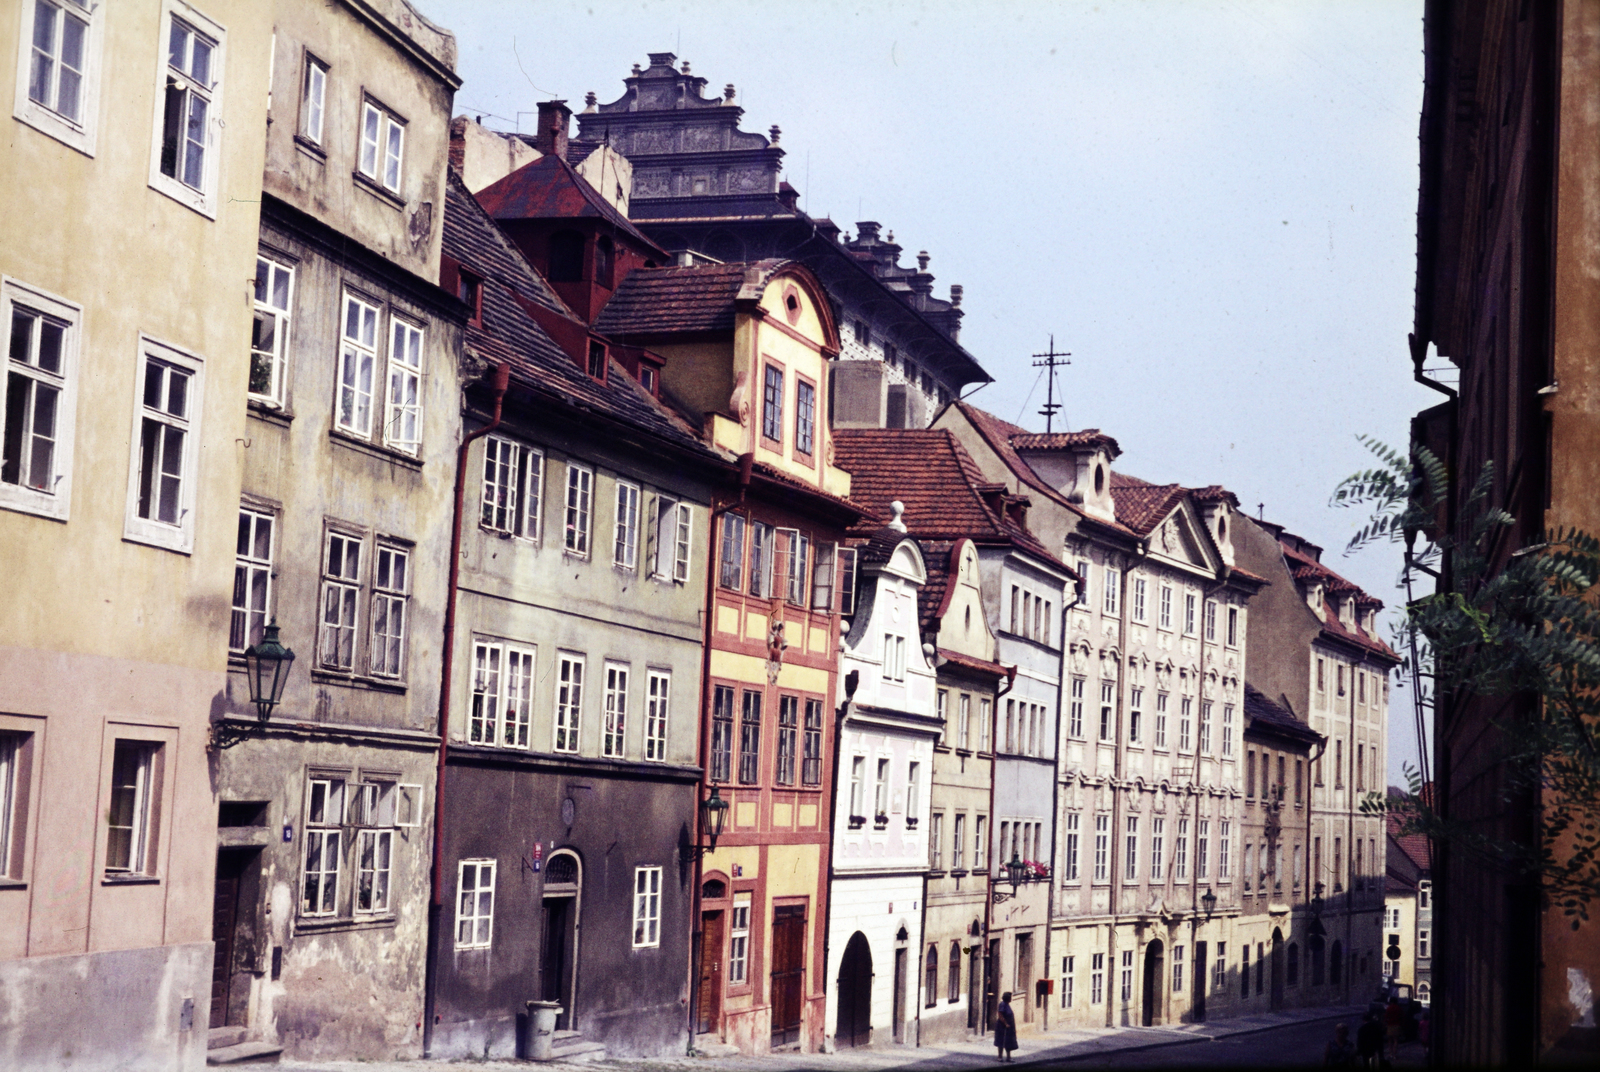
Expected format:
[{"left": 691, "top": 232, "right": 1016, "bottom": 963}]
[{"left": 995, "top": 991, "right": 1018, "bottom": 1061}]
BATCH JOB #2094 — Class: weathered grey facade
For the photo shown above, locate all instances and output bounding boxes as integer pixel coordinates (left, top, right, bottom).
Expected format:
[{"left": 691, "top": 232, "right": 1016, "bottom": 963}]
[{"left": 209, "top": 0, "right": 462, "bottom": 1061}]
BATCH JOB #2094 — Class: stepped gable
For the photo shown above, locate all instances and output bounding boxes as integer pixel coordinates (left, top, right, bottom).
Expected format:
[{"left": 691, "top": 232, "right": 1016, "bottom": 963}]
[
  {"left": 832, "top": 428, "right": 1063, "bottom": 568},
  {"left": 443, "top": 170, "right": 711, "bottom": 455},
  {"left": 473, "top": 152, "right": 665, "bottom": 258},
  {"left": 593, "top": 260, "right": 786, "bottom": 336}
]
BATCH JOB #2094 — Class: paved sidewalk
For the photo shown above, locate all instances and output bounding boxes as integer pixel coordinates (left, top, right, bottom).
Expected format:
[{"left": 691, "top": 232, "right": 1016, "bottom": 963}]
[{"left": 282, "top": 1004, "right": 1367, "bottom": 1072}]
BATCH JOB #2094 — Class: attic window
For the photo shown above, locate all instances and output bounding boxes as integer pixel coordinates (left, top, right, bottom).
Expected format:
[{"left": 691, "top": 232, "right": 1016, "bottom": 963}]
[
  {"left": 1217, "top": 516, "right": 1226, "bottom": 539},
  {"left": 548, "top": 230, "right": 584, "bottom": 282},
  {"left": 1094, "top": 464, "right": 1105, "bottom": 494},
  {"left": 457, "top": 270, "right": 482, "bottom": 323},
  {"left": 595, "top": 237, "right": 614, "bottom": 287},
  {"left": 785, "top": 293, "right": 799, "bottom": 312},
  {"left": 587, "top": 341, "right": 606, "bottom": 380},
  {"left": 639, "top": 366, "right": 657, "bottom": 394}
]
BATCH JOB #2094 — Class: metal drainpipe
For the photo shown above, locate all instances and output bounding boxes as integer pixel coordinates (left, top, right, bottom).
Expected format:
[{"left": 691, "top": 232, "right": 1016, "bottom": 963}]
[
  {"left": 1343, "top": 658, "right": 1356, "bottom": 1006},
  {"left": 986, "top": 664, "right": 1017, "bottom": 1037},
  {"left": 423, "top": 360, "right": 510, "bottom": 1058},
  {"left": 1105, "top": 549, "right": 1134, "bottom": 1026},
  {"left": 1041, "top": 571, "right": 1082, "bottom": 1032}
]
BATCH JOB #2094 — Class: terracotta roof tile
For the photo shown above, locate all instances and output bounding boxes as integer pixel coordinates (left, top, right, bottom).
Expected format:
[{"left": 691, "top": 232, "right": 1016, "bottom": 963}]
[
  {"left": 473, "top": 153, "right": 666, "bottom": 257},
  {"left": 1279, "top": 537, "right": 1398, "bottom": 660},
  {"left": 1010, "top": 429, "right": 1121, "bottom": 454},
  {"left": 594, "top": 261, "right": 786, "bottom": 337}
]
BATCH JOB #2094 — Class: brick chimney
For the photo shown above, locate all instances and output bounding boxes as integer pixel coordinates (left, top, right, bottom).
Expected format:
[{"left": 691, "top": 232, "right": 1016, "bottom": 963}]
[{"left": 535, "top": 99, "right": 572, "bottom": 161}]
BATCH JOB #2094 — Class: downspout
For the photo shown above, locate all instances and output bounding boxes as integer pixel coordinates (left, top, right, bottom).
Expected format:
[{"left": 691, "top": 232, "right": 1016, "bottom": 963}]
[
  {"left": 1105, "top": 549, "right": 1133, "bottom": 1026},
  {"left": 1042, "top": 571, "right": 1083, "bottom": 1032},
  {"left": 987, "top": 663, "right": 1017, "bottom": 1037},
  {"left": 423, "top": 360, "right": 510, "bottom": 1058},
  {"left": 1344, "top": 663, "right": 1358, "bottom": 1006},
  {"left": 822, "top": 664, "right": 857, "bottom": 1053}
]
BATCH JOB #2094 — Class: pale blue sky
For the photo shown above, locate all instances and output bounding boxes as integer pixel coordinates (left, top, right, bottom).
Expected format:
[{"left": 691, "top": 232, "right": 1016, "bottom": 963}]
[{"left": 418, "top": 0, "right": 1433, "bottom": 783}]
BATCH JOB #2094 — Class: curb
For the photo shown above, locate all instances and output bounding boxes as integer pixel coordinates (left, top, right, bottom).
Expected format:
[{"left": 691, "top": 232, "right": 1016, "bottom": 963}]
[{"left": 1009, "top": 1008, "right": 1359, "bottom": 1066}]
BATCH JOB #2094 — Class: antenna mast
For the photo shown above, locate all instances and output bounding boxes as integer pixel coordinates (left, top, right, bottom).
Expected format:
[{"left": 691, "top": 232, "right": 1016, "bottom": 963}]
[{"left": 1031, "top": 336, "right": 1072, "bottom": 433}]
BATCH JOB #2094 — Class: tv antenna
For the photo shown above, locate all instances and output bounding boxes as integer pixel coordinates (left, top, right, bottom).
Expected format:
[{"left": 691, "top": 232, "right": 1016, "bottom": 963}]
[{"left": 1031, "top": 336, "right": 1071, "bottom": 433}]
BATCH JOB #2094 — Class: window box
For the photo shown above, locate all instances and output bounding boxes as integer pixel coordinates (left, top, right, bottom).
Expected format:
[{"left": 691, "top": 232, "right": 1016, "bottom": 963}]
[{"left": 848, "top": 814, "right": 866, "bottom": 830}]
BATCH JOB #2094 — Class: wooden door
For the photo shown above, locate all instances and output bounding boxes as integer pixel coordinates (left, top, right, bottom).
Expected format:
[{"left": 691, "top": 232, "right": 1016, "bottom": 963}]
[
  {"left": 770, "top": 905, "right": 807, "bottom": 1046},
  {"left": 892, "top": 947, "right": 907, "bottom": 1042},
  {"left": 1192, "top": 941, "right": 1207, "bottom": 1022},
  {"left": 542, "top": 897, "right": 575, "bottom": 1030},
  {"left": 696, "top": 911, "right": 724, "bottom": 1035},
  {"left": 209, "top": 852, "right": 244, "bottom": 1029},
  {"left": 1016, "top": 933, "right": 1034, "bottom": 1022},
  {"left": 1142, "top": 939, "right": 1165, "bottom": 1026},
  {"left": 835, "top": 930, "right": 872, "bottom": 1048}
]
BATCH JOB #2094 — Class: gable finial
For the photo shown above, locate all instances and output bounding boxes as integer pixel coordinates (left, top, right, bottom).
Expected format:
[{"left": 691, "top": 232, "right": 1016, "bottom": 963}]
[{"left": 888, "top": 501, "right": 906, "bottom": 533}]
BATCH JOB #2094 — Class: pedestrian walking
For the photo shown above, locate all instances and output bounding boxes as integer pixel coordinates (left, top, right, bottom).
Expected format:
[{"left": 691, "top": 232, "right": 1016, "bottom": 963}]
[
  {"left": 1383, "top": 997, "right": 1403, "bottom": 1064},
  {"left": 1324, "top": 1022, "right": 1357, "bottom": 1068},
  {"left": 1356, "top": 1013, "right": 1384, "bottom": 1069},
  {"left": 994, "top": 991, "right": 1018, "bottom": 1062}
]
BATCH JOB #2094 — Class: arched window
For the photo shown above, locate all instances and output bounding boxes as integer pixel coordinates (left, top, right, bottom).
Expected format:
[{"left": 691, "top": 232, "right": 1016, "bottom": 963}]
[
  {"left": 548, "top": 231, "right": 584, "bottom": 282},
  {"left": 1311, "top": 935, "right": 1325, "bottom": 985},
  {"left": 925, "top": 945, "right": 939, "bottom": 1008},
  {"left": 701, "top": 879, "right": 726, "bottom": 900},
  {"left": 1330, "top": 939, "right": 1343, "bottom": 985},
  {"left": 1417, "top": 982, "right": 1430, "bottom": 1005},
  {"left": 1287, "top": 943, "right": 1300, "bottom": 986},
  {"left": 545, "top": 851, "right": 579, "bottom": 886},
  {"left": 949, "top": 942, "right": 961, "bottom": 1003}
]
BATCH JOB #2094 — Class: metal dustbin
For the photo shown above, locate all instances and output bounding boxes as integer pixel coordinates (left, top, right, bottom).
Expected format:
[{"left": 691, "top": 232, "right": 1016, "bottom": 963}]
[{"left": 523, "top": 1000, "right": 562, "bottom": 1061}]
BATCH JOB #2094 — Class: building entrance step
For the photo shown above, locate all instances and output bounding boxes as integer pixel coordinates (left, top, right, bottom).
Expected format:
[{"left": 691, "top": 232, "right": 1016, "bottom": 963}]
[{"left": 205, "top": 1041, "right": 283, "bottom": 1065}]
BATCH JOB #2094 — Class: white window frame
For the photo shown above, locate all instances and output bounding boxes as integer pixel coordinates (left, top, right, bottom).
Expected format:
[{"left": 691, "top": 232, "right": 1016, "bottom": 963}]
[
  {"left": 105, "top": 740, "right": 160, "bottom": 876},
  {"left": 728, "top": 894, "right": 751, "bottom": 982},
  {"left": 1093, "top": 813, "right": 1109, "bottom": 882},
  {"left": 1102, "top": 568, "right": 1120, "bottom": 616},
  {"left": 301, "top": 775, "right": 345, "bottom": 916},
  {"left": 1154, "top": 692, "right": 1169, "bottom": 748},
  {"left": 1, "top": 277, "right": 80, "bottom": 521},
  {"left": 318, "top": 529, "right": 363, "bottom": 672},
  {"left": 564, "top": 463, "right": 593, "bottom": 557},
  {"left": 384, "top": 318, "right": 423, "bottom": 455},
  {"left": 645, "top": 670, "right": 670, "bottom": 762},
  {"left": 1221, "top": 703, "right": 1235, "bottom": 756},
  {"left": 1152, "top": 816, "right": 1166, "bottom": 880},
  {"left": 554, "top": 651, "right": 584, "bottom": 753},
  {"left": 146, "top": 2, "right": 225, "bottom": 217},
  {"left": 614, "top": 481, "right": 641, "bottom": 569},
  {"left": 1064, "top": 812, "right": 1080, "bottom": 881},
  {"left": 300, "top": 51, "right": 327, "bottom": 145},
  {"left": 123, "top": 337, "right": 203, "bottom": 553},
  {"left": 1176, "top": 817, "right": 1190, "bottom": 881},
  {"left": 369, "top": 542, "right": 409, "bottom": 678},
  {"left": 1125, "top": 815, "right": 1139, "bottom": 880},
  {"left": 1091, "top": 952, "right": 1105, "bottom": 1004},
  {"left": 354, "top": 825, "right": 393, "bottom": 915},
  {"left": 469, "top": 639, "right": 535, "bottom": 748},
  {"left": 1159, "top": 584, "right": 1173, "bottom": 629},
  {"left": 455, "top": 858, "right": 495, "bottom": 949},
  {"left": 249, "top": 255, "right": 294, "bottom": 407},
  {"left": 1184, "top": 592, "right": 1198, "bottom": 635},
  {"left": 632, "top": 865, "right": 662, "bottom": 948},
  {"left": 480, "top": 436, "right": 543, "bottom": 540},
  {"left": 14, "top": 0, "right": 106, "bottom": 155},
  {"left": 336, "top": 293, "right": 379, "bottom": 438},
  {"left": 1132, "top": 576, "right": 1146, "bottom": 621},
  {"left": 602, "top": 661, "right": 629, "bottom": 758},
  {"left": 666, "top": 499, "right": 693, "bottom": 583},
  {"left": 358, "top": 98, "right": 405, "bottom": 194},
  {"left": 230, "top": 507, "right": 274, "bottom": 652}
]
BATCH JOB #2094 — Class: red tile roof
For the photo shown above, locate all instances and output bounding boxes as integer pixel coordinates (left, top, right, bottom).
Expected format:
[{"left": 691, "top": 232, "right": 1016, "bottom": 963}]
[
  {"left": 1010, "top": 429, "right": 1121, "bottom": 454},
  {"left": 937, "top": 648, "right": 1013, "bottom": 681},
  {"left": 473, "top": 153, "right": 666, "bottom": 257},
  {"left": 593, "top": 261, "right": 785, "bottom": 337},
  {"left": 1108, "top": 472, "right": 1189, "bottom": 537},
  {"left": 1279, "top": 539, "right": 1398, "bottom": 660}
]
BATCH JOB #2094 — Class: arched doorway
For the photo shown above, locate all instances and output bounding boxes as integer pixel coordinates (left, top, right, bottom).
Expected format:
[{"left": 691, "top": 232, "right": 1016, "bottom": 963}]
[
  {"left": 1310, "top": 935, "right": 1326, "bottom": 986},
  {"left": 1142, "top": 939, "right": 1166, "bottom": 1026},
  {"left": 542, "top": 851, "right": 581, "bottom": 1030},
  {"left": 1269, "top": 927, "right": 1285, "bottom": 1010},
  {"left": 837, "top": 931, "right": 873, "bottom": 1048}
]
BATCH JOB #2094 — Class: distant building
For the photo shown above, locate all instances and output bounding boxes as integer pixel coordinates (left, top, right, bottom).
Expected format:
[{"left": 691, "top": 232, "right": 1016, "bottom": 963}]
[{"left": 1383, "top": 799, "right": 1432, "bottom": 1003}]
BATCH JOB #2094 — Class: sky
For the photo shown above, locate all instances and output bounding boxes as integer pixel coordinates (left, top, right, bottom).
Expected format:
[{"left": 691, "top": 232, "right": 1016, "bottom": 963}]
[{"left": 418, "top": 0, "right": 1434, "bottom": 785}]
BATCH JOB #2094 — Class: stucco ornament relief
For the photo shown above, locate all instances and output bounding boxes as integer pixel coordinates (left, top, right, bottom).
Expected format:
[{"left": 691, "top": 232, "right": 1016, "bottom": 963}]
[
  {"left": 1070, "top": 643, "right": 1090, "bottom": 675},
  {"left": 1161, "top": 520, "right": 1177, "bottom": 554}
]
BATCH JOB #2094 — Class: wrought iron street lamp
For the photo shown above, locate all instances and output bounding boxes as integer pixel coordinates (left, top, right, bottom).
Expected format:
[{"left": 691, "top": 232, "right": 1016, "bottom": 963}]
[
  {"left": 243, "top": 621, "right": 296, "bottom": 723},
  {"left": 698, "top": 785, "right": 729, "bottom": 855},
  {"left": 1201, "top": 886, "right": 1218, "bottom": 922},
  {"left": 992, "top": 852, "right": 1030, "bottom": 904}
]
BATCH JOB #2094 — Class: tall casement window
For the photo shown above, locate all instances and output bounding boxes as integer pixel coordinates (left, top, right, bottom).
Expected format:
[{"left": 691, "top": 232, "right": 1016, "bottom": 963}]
[
  {"left": 1154, "top": 692, "right": 1169, "bottom": 748},
  {"left": 1175, "top": 818, "right": 1190, "bottom": 880},
  {"left": 810, "top": 541, "right": 837, "bottom": 612},
  {"left": 250, "top": 256, "right": 293, "bottom": 405},
  {"left": 1128, "top": 688, "right": 1143, "bottom": 744},
  {"left": 710, "top": 686, "right": 734, "bottom": 782},
  {"left": 337, "top": 294, "right": 379, "bottom": 436},
  {"left": 0, "top": 732, "right": 27, "bottom": 880},
  {"left": 1197, "top": 819, "right": 1210, "bottom": 878},
  {"left": 384, "top": 319, "right": 423, "bottom": 455},
  {"left": 455, "top": 859, "right": 495, "bottom": 949},
  {"left": 2, "top": 282, "right": 78, "bottom": 520},
  {"left": 924, "top": 946, "right": 938, "bottom": 1008},
  {"left": 802, "top": 699, "right": 824, "bottom": 786},
  {"left": 795, "top": 378, "right": 815, "bottom": 455},
  {"left": 651, "top": 497, "right": 692, "bottom": 581},
  {"left": 126, "top": 342, "right": 203, "bottom": 551},
  {"left": 1227, "top": 606, "right": 1239, "bottom": 647},
  {"left": 1219, "top": 819, "right": 1231, "bottom": 877},
  {"left": 1069, "top": 677, "right": 1085, "bottom": 738},
  {"left": 553, "top": 653, "right": 585, "bottom": 752},
  {"left": 1061, "top": 955, "right": 1075, "bottom": 1008},
  {"left": 613, "top": 481, "right": 640, "bottom": 569},
  {"left": 838, "top": 546, "right": 858, "bottom": 615},
  {"left": 602, "top": 663, "right": 629, "bottom": 758},
  {"left": 369, "top": 544, "right": 409, "bottom": 677},
  {"left": 1121, "top": 950, "right": 1135, "bottom": 1002},
  {"left": 1179, "top": 697, "right": 1193, "bottom": 751},
  {"left": 319, "top": 531, "right": 362, "bottom": 671},
  {"left": 849, "top": 756, "right": 865, "bottom": 819},
  {"left": 937, "top": 690, "right": 949, "bottom": 736},
  {"left": 359, "top": 98, "right": 405, "bottom": 193},
  {"left": 738, "top": 691, "right": 762, "bottom": 784},
  {"left": 882, "top": 633, "right": 906, "bottom": 682},
  {"left": 354, "top": 818, "right": 391, "bottom": 914},
  {"left": 950, "top": 943, "right": 962, "bottom": 1003},
  {"left": 481, "top": 437, "right": 543, "bottom": 539},
  {"left": 1213, "top": 943, "right": 1227, "bottom": 991},
  {"left": 1199, "top": 700, "right": 1213, "bottom": 753},
  {"left": 301, "top": 775, "right": 344, "bottom": 914},
  {"left": 748, "top": 521, "right": 774, "bottom": 597},
  {"left": 1091, "top": 953, "right": 1105, "bottom": 1004},
  {"left": 761, "top": 364, "right": 784, "bottom": 443},
  {"left": 1103, "top": 568, "right": 1120, "bottom": 616},
  {"left": 153, "top": 9, "right": 223, "bottom": 212},
  {"left": 1132, "top": 577, "right": 1147, "bottom": 621},
  {"left": 300, "top": 52, "right": 327, "bottom": 144},
  {"left": 979, "top": 698, "right": 992, "bottom": 752},
  {"left": 1093, "top": 814, "right": 1110, "bottom": 882},
  {"left": 1064, "top": 812, "right": 1081, "bottom": 881},
  {"left": 974, "top": 815, "right": 987, "bottom": 870},
  {"left": 728, "top": 894, "right": 751, "bottom": 982},
  {"left": 1125, "top": 816, "right": 1140, "bottom": 880},
  {"left": 1099, "top": 680, "right": 1115, "bottom": 741},
  {"left": 957, "top": 694, "right": 973, "bottom": 749},
  {"left": 1184, "top": 592, "right": 1198, "bottom": 635},
  {"left": 19, "top": 0, "right": 104, "bottom": 151},
  {"left": 719, "top": 513, "right": 745, "bottom": 590},
  {"left": 1172, "top": 946, "right": 1184, "bottom": 994},
  {"left": 906, "top": 762, "right": 921, "bottom": 825},
  {"left": 632, "top": 866, "right": 662, "bottom": 948},
  {"left": 470, "top": 640, "right": 534, "bottom": 747},
  {"left": 1205, "top": 599, "right": 1217, "bottom": 641},
  {"left": 929, "top": 812, "right": 943, "bottom": 869},
  {"left": 780, "top": 528, "right": 811, "bottom": 607},
  {"left": 230, "top": 509, "right": 273, "bottom": 651},
  {"left": 1151, "top": 816, "right": 1166, "bottom": 879},
  {"left": 1159, "top": 584, "right": 1173, "bottom": 628},
  {"left": 564, "top": 464, "right": 593, "bottom": 556},
  {"left": 873, "top": 758, "right": 890, "bottom": 820},
  {"left": 645, "top": 671, "right": 670, "bottom": 762},
  {"left": 775, "top": 695, "right": 798, "bottom": 785},
  {"left": 105, "top": 741, "right": 160, "bottom": 876},
  {"left": 1334, "top": 739, "right": 1344, "bottom": 788}
]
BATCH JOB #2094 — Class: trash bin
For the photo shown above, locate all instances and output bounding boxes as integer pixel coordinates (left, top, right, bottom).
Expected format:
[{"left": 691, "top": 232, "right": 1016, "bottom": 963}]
[{"left": 525, "top": 1000, "right": 562, "bottom": 1061}]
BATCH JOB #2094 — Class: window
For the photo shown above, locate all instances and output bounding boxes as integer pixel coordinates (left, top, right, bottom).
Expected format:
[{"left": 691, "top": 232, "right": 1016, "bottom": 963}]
[
  {"left": 1061, "top": 955, "right": 1075, "bottom": 1008},
  {"left": 301, "top": 775, "right": 344, "bottom": 914},
  {"left": 1205, "top": 599, "right": 1217, "bottom": 641},
  {"left": 1099, "top": 680, "right": 1115, "bottom": 741},
  {"left": 1087, "top": 952, "right": 1106, "bottom": 1005},
  {"left": 1154, "top": 692, "right": 1169, "bottom": 748},
  {"left": 1333, "top": 837, "right": 1343, "bottom": 891},
  {"left": 883, "top": 633, "right": 907, "bottom": 681},
  {"left": 738, "top": 691, "right": 761, "bottom": 784},
  {"left": 1419, "top": 880, "right": 1431, "bottom": 909},
  {"left": 802, "top": 699, "right": 823, "bottom": 786},
  {"left": 229, "top": 509, "right": 274, "bottom": 652},
  {"left": 949, "top": 943, "right": 962, "bottom": 1003},
  {"left": 555, "top": 653, "right": 584, "bottom": 753},
  {"left": 381, "top": 318, "right": 424, "bottom": 454},
  {"left": 1241, "top": 944, "right": 1251, "bottom": 997},
  {"left": 781, "top": 529, "right": 810, "bottom": 606},
  {"left": 1159, "top": 585, "right": 1173, "bottom": 628},
  {"left": 249, "top": 256, "right": 293, "bottom": 405},
  {"left": 151, "top": 8, "right": 223, "bottom": 212},
  {"left": 369, "top": 544, "right": 409, "bottom": 677},
  {"left": 631, "top": 866, "right": 662, "bottom": 947},
  {"left": 126, "top": 344, "right": 202, "bottom": 551},
  {"left": 355, "top": 815, "right": 392, "bottom": 914},
  {"left": 1359, "top": 672, "right": 1367, "bottom": 705},
  {"left": 1199, "top": 700, "right": 1213, "bottom": 753},
  {"left": 936, "top": 690, "right": 949, "bottom": 737},
  {"left": 1172, "top": 946, "right": 1184, "bottom": 994},
  {"left": 849, "top": 756, "right": 865, "bottom": 819},
  {"left": 953, "top": 813, "right": 965, "bottom": 869},
  {"left": 359, "top": 99, "right": 405, "bottom": 193},
  {"left": 811, "top": 541, "right": 836, "bottom": 612},
  {"left": 1418, "top": 930, "right": 1429, "bottom": 958},
  {"left": 853, "top": 319, "right": 869, "bottom": 346},
  {"left": 455, "top": 860, "right": 495, "bottom": 949},
  {"left": 564, "top": 464, "right": 593, "bottom": 556},
  {"left": 652, "top": 497, "right": 692, "bottom": 582},
  {"left": 1176, "top": 818, "right": 1189, "bottom": 880},
  {"left": 746, "top": 521, "right": 775, "bottom": 597},
  {"left": 587, "top": 340, "right": 606, "bottom": 380},
  {"left": 645, "top": 671, "right": 670, "bottom": 762},
  {"left": 16, "top": 0, "right": 104, "bottom": 152},
  {"left": 2, "top": 284, "right": 77, "bottom": 520},
  {"left": 1128, "top": 688, "right": 1142, "bottom": 744},
  {"left": 1183, "top": 593, "right": 1197, "bottom": 635},
  {"left": 1003, "top": 700, "right": 1014, "bottom": 752},
  {"left": 719, "top": 513, "right": 746, "bottom": 590},
  {"left": 775, "top": 695, "right": 798, "bottom": 785},
  {"left": 1121, "top": 949, "right": 1134, "bottom": 1002},
  {"left": 929, "top": 813, "right": 943, "bottom": 869},
  {"left": 106, "top": 741, "right": 160, "bottom": 875},
  {"left": 873, "top": 757, "right": 890, "bottom": 819},
  {"left": 905, "top": 762, "right": 921, "bottom": 825},
  {"left": 837, "top": 546, "right": 858, "bottom": 615},
  {"left": 1198, "top": 819, "right": 1210, "bottom": 878},
  {"left": 761, "top": 364, "right": 784, "bottom": 442},
  {"left": 1151, "top": 817, "right": 1165, "bottom": 880},
  {"left": 1179, "top": 697, "right": 1193, "bottom": 752},
  {"left": 1337, "top": 664, "right": 1347, "bottom": 696},
  {"left": 319, "top": 531, "right": 362, "bottom": 671},
  {"left": 336, "top": 294, "right": 379, "bottom": 437},
  {"left": 602, "top": 663, "right": 629, "bottom": 758},
  {"left": 1219, "top": 820, "right": 1231, "bottom": 878},
  {"left": 979, "top": 698, "right": 992, "bottom": 752},
  {"left": 1213, "top": 942, "right": 1226, "bottom": 990},
  {"left": 1335, "top": 740, "right": 1344, "bottom": 788},
  {"left": 469, "top": 640, "right": 534, "bottom": 747},
  {"left": 1093, "top": 814, "right": 1110, "bottom": 882},
  {"left": 1357, "top": 743, "right": 1366, "bottom": 790},
  {"left": 1221, "top": 704, "right": 1234, "bottom": 756},
  {"left": 1103, "top": 568, "right": 1120, "bottom": 615},
  {"left": 1132, "top": 577, "right": 1147, "bottom": 621},
  {"left": 924, "top": 945, "right": 939, "bottom": 1008},
  {"left": 1125, "top": 816, "right": 1139, "bottom": 880},
  {"left": 614, "top": 482, "right": 641, "bottom": 569},
  {"left": 1227, "top": 607, "right": 1239, "bottom": 646},
  {"left": 300, "top": 52, "right": 327, "bottom": 144},
  {"left": 728, "top": 895, "right": 751, "bottom": 982},
  {"left": 710, "top": 686, "right": 734, "bottom": 783},
  {"left": 958, "top": 694, "right": 972, "bottom": 749},
  {"left": 481, "top": 437, "right": 543, "bottom": 540},
  {"left": 975, "top": 815, "right": 986, "bottom": 870},
  {"left": 795, "top": 379, "right": 815, "bottom": 455}
]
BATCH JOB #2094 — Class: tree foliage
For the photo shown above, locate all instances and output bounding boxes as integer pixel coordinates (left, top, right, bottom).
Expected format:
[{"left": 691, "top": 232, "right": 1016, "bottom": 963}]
[{"left": 1334, "top": 438, "right": 1600, "bottom": 928}]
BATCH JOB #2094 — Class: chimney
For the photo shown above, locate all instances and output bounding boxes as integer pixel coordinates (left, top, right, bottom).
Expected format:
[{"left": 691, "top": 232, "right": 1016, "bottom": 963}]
[{"left": 535, "top": 99, "right": 572, "bottom": 161}]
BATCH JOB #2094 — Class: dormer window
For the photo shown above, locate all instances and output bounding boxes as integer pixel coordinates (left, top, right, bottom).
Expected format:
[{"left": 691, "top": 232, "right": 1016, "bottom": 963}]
[
  {"left": 457, "top": 270, "right": 482, "bottom": 325},
  {"left": 548, "top": 231, "right": 584, "bottom": 283},
  {"left": 595, "top": 237, "right": 614, "bottom": 287},
  {"left": 1094, "top": 464, "right": 1105, "bottom": 494},
  {"left": 587, "top": 341, "right": 606, "bottom": 381},
  {"left": 638, "top": 365, "right": 657, "bottom": 394}
]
